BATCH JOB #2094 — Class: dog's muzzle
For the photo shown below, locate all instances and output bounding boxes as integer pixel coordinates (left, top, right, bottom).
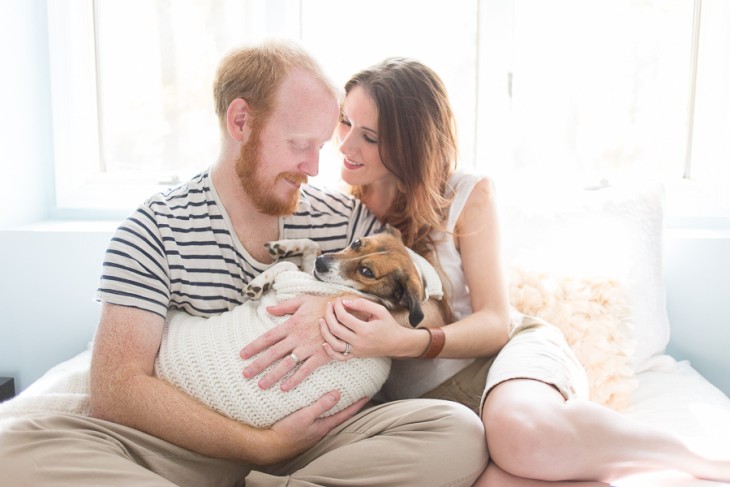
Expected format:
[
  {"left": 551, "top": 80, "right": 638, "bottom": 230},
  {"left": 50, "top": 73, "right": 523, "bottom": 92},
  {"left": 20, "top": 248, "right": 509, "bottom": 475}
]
[{"left": 313, "top": 254, "right": 333, "bottom": 281}]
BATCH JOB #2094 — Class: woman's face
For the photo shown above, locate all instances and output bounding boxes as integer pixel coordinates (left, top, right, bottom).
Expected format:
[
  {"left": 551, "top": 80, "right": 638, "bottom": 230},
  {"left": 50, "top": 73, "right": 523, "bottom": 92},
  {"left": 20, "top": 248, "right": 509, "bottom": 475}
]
[{"left": 337, "top": 85, "right": 395, "bottom": 187}]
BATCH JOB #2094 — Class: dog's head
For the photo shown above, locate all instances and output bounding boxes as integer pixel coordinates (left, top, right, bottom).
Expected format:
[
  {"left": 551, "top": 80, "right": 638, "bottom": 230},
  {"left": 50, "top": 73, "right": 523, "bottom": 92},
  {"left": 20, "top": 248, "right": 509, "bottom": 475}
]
[{"left": 313, "top": 229, "right": 426, "bottom": 327}]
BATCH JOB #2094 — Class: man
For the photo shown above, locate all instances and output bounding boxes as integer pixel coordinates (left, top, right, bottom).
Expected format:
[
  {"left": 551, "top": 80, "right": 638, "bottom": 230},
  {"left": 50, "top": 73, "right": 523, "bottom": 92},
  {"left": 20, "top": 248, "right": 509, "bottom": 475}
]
[{"left": 0, "top": 42, "right": 486, "bottom": 485}]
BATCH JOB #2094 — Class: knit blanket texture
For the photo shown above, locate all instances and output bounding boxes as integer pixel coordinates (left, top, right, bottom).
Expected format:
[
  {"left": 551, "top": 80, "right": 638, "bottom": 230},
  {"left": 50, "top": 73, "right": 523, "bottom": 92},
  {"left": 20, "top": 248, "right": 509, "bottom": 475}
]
[{"left": 154, "top": 264, "right": 392, "bottom": 428}]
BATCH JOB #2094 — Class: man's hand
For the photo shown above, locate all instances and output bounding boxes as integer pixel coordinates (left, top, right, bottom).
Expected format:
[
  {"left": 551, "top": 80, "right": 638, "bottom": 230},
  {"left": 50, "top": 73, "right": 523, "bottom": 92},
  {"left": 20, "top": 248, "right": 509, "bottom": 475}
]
[
  {"left": 260, "top": 390, "right": 368, "bottom": 464},
  {"left": 240, "top": 295, "right": 338, "bottom": 391}
]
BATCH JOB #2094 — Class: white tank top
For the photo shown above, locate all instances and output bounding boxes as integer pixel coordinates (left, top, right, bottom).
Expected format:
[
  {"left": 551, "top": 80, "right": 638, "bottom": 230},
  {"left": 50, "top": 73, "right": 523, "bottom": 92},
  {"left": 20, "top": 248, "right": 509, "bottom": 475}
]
[{"left": 376, "top": 171, "right": 483, "bottom": 400}]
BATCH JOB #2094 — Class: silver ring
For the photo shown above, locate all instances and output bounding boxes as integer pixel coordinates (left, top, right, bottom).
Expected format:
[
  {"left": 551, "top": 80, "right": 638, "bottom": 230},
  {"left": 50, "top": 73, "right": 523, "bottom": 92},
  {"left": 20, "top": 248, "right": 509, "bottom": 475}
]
[
  {"left": 343, "top": 342, "right": 351, "bottom": 355},
  {"left": 289, "top": 352, "right": 300, "bottom": 364}
]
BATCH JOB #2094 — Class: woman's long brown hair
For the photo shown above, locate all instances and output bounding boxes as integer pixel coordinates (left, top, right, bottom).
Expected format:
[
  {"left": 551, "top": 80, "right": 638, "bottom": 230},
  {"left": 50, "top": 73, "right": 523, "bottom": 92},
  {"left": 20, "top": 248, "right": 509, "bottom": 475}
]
[
  {"left": 346, "top": 58, "right": 458, "bottom": 319},
  {"left": 346, "top": 58, "right": 457, "bottom": 255}
]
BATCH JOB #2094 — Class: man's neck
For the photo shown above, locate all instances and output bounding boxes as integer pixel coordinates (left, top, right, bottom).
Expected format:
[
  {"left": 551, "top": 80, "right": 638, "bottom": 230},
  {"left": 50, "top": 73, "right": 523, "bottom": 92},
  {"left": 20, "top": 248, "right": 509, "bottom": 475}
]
[{"left": 211, "top": 161, "right": 281, "bottom": 263}]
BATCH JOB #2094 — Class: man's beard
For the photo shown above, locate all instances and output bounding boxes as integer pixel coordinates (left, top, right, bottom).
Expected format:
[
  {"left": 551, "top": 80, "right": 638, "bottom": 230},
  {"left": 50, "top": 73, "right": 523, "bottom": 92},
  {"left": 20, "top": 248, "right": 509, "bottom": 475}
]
[{"left": 235, "top": 131, "right": 308, "bottom": 216}]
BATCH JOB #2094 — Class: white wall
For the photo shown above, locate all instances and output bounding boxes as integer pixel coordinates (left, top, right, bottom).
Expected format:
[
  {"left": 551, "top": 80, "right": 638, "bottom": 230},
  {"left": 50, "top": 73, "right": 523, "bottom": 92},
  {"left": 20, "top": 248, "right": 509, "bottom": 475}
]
[
  {"left": 665, "top": 229, "right": 730, "bottom": 397},
  {"left": 0, "top": 0, "right": 54, "bottom": 226},
  {"left": 0, "top": 224, "right": 115, "bottom": 391}
]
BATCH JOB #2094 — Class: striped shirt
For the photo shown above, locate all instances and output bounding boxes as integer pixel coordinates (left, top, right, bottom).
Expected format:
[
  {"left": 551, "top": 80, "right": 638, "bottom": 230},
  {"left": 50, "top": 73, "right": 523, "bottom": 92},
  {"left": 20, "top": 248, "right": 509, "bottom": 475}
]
[{"left": 96, "top": 170, "right": 382, "bottom": 318}]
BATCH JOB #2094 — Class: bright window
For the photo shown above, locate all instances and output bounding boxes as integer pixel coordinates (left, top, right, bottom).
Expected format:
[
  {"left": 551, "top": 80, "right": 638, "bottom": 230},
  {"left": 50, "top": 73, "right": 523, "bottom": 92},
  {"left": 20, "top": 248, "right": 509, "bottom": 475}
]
[{"left": 47, "top": 0, "right": 729, "bottom": 216}]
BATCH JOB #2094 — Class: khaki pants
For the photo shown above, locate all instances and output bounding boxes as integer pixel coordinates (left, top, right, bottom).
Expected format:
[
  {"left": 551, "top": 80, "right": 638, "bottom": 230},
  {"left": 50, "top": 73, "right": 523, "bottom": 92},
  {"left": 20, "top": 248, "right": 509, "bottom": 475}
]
[{"left": 0, "top": 399, "right": 486, "bottom": 487}]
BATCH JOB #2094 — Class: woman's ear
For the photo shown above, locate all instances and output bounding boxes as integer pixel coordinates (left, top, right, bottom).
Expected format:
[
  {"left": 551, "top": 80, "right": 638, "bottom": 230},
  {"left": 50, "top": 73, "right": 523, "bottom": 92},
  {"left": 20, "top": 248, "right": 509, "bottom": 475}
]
[{"left": 226, "top": 98, "right": 251, "bottom": 143}]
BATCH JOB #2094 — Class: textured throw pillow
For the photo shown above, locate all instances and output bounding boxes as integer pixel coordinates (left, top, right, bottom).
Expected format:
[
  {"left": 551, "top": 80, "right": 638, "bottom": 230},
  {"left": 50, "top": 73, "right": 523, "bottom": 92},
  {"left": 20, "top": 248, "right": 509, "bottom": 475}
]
[
  {"left": 509, "top": 268, "right": 637, "bottom": 411},
  {"left": 499, "top": 182, "right": 669, "bottom": 370}
]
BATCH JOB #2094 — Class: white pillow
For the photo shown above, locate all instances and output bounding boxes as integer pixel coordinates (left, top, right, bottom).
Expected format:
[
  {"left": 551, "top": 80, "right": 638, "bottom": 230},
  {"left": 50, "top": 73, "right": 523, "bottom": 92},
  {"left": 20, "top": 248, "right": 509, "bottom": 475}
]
[
  {"left": 509, "top": 269, "right": 637, "bottom": 410},
  {"left": 498, "top": 181, "right": 670, "bottom": 369}
]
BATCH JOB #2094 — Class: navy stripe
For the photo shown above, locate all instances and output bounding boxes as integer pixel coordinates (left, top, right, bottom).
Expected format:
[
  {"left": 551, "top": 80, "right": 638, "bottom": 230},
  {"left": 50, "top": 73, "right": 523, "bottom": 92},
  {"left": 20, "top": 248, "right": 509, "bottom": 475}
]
[
  {"left": 283, "top": 220, "right": 349, "bottom": 230},
  {"left": 103, "top": 260, "right": 164, "bottom": 286},
  {"left": 110, "top": 235, "right": 166, "bottom": 274},
  {"left": 125, "top": 216, "right": 165, "bottom": 252},
  {"left": 299, "top": 189, "right": 349, "bottom": 219},
  {"left": 302, "top": 185, "right": 355, "bottom": 210},
  {"left": 98, "top": 287, "right": 167, "bottom": 311},
  {"left": 170, "top": 300, "right": 232, "bottom": 315},
  {"left": 169, "top": 278, "right": 244, "bottom": 293},
  {"left": 150, "top": 199, "right": 210, "bottom": 213},
  {"left": 101, "top": 275, "right": 169, "bottom": 299},
  {"left": 170, "top": 290, "right": 244, "bottom": 305}
]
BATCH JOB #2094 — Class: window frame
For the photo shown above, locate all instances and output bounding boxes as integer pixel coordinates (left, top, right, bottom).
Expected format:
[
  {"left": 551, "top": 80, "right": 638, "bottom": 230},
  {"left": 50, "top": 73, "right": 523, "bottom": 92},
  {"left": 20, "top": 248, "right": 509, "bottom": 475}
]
[{"left": 46, "top": 0, "right": 729, "bottom": 220}]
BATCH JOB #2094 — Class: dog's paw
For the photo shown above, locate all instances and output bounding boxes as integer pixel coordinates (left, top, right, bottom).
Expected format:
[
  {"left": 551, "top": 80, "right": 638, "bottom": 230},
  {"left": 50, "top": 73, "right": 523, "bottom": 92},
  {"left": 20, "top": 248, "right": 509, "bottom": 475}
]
[
  {"left": 265, "top": 240, "right": 303, "bottom": 259},
  {"left": 244, "top": 270, "right": 276, "bottom": 300},
  {"left": 243, "top": 285, "right": 261, "bottom": 300},
  {"left": 243, "top": 281, "right": 273, "bottom": 300}
]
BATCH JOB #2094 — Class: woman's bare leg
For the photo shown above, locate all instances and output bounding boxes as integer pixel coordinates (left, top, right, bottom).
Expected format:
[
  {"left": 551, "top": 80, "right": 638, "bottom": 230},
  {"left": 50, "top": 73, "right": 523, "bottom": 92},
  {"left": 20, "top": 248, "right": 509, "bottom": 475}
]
[
  {"left": 474, "top": 461, "right": 610, "bottom": 486},
  {"left": 479, "top": 379, "right": 730, "bottom": 483}
]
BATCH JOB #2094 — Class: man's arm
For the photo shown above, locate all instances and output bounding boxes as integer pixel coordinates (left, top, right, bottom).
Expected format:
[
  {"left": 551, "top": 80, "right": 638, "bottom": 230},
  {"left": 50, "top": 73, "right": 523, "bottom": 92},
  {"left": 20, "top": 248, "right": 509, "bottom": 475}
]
[{"left": 89, "top": 302, "right": 364, "bottom": 464}]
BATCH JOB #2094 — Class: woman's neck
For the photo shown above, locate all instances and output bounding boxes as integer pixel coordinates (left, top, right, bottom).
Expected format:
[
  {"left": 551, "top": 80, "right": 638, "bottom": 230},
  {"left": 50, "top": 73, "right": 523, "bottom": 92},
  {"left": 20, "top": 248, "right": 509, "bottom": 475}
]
[{"left": 361, "top": 178, "right": 399, "bottom": 219}]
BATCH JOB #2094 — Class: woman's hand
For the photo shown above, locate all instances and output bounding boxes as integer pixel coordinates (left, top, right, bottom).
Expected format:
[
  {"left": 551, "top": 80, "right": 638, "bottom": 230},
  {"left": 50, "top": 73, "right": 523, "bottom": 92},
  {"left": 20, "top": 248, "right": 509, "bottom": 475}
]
[
  {"left": 320, "top": 297, "right": 419, "bottom": 360},
  {"left": 240, "top": 295, "right": 335, "bottom": 391},
  {"left": 259, "top": 390, "right": 369, "bottom": 464}
]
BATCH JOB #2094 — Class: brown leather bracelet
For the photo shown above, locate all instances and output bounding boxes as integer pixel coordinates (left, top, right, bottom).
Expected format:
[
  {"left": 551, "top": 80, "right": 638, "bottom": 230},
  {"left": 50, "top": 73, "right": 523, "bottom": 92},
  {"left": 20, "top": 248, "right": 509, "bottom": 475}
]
[{"left": 419, "top": 327, "right": 445, "bottom": 359}]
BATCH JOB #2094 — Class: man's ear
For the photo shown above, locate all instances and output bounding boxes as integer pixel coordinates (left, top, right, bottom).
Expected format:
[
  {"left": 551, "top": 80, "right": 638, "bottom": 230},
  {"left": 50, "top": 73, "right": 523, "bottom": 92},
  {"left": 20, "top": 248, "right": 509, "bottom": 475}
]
[{"left": 226, "top": 98, "right": 252, "bottom": 143}]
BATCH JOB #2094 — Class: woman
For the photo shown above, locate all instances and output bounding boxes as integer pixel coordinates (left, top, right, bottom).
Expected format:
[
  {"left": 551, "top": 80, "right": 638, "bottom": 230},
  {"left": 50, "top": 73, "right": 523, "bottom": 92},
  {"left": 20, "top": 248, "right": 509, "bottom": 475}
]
[{"left": 320, "top": 57, "right": 730, "bottom": 486}]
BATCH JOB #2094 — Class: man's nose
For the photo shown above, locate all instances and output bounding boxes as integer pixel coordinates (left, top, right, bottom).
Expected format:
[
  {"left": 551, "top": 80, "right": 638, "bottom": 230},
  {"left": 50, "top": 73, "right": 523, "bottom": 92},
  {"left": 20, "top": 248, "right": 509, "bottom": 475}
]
[{"left": 298, "top": 147, "right": 320, "bottom": 177}]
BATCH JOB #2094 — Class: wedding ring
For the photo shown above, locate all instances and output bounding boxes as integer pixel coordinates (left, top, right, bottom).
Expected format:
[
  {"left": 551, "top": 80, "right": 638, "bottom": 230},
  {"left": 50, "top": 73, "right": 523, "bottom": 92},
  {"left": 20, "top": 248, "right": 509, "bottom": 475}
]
[
  {"left": 289, "top": 352, "right": 300, "bottom": 364},
  {"left": 343, "top": 342, "right": 351, "bottom": 355}
]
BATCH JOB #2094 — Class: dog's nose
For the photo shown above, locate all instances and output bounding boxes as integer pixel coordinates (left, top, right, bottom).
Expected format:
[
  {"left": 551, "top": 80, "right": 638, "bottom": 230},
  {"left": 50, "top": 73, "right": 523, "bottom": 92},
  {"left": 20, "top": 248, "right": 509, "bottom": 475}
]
[{"left": 315, "top": 255, "right": 331, "bottom": 273}]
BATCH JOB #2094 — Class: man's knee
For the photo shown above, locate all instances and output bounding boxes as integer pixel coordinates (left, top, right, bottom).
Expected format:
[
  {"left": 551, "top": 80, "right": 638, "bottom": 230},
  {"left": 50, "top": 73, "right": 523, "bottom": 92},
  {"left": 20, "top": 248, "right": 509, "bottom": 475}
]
[{"left": 418, "top": 400, "right": 489, "bottom": 479}]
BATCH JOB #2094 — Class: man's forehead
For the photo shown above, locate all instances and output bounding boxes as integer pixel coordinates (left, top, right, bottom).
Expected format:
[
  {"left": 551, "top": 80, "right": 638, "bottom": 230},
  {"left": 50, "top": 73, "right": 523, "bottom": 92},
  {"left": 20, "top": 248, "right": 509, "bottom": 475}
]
[
  {"left": 269, "top": 75, "right": 339, "bottom": 139},
  {"left": 277, "top": 69, "right": 337, "bottom": 106}
]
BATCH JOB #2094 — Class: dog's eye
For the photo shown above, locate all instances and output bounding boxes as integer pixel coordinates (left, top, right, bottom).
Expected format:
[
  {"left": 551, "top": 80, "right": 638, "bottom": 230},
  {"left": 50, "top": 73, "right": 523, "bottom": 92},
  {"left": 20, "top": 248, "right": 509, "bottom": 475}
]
[
  {"left": 351, "top": 239, "right": 362, "bottom": 250},
  {"left": 359, "top": 266, "right": 374, "bottom": 278}
]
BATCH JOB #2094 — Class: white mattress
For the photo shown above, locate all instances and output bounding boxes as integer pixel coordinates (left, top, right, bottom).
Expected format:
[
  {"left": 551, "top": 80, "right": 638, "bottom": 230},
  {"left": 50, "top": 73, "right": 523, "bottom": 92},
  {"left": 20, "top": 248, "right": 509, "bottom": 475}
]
[
  {"left": 1, "top": 351, "right": 729, "bottom": 485},
  {"left": 616, "top": 355, "right": 730, "bottom": 486}
]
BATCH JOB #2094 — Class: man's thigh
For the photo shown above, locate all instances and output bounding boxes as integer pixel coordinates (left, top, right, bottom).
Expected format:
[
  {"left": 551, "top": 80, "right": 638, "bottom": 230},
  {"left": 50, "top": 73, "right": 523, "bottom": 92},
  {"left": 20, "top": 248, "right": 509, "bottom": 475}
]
[
  {"left": 260, "top": 399, "right": 488, "bottom": 487},
  {"left": 0, "top": 413, "right": 251, "bottom": 487}
]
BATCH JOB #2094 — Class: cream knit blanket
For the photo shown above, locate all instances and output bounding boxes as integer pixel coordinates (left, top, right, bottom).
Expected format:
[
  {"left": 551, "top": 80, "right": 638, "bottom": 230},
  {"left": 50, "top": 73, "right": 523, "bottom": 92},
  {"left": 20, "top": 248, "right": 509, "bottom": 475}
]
[
  {"left": 155, "top": 264, "right": 392, "bottom": 428},
  {"left": 0, "top": 258, "right": 442, "bottom": 429}
]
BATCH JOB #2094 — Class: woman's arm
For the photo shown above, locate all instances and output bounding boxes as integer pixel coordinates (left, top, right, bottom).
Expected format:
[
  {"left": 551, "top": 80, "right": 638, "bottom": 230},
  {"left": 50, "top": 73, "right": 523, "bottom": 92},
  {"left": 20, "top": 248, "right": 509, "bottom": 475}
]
[{"left": 440, "top": 176, "right": 511, "bottom": 357}]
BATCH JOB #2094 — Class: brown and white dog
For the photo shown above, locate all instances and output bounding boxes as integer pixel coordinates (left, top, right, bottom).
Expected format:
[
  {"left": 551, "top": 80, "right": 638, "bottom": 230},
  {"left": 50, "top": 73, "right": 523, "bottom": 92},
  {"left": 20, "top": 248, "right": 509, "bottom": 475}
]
[
  {"left": 156, "top": 229, "right": 446, "bottom": 428},
  {"left": 244, "top": 229, "right": 443, "bottom": 327}
]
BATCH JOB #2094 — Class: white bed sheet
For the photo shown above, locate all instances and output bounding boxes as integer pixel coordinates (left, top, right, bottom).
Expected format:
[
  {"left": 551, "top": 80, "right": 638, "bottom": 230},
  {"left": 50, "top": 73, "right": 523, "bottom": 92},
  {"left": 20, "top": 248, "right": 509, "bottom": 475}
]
[
  {"left": 616, "top": 355, "right": 730, "bottom": 486},
  {"left": 2, "top": 351, "right": 729, "bottom": 485}
]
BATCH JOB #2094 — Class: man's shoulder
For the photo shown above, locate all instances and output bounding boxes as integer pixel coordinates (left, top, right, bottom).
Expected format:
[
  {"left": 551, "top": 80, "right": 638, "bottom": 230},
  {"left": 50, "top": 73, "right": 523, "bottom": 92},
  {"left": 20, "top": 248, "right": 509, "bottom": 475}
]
[
  {"left": 297, "top": 183, "right": 359, "bottom": 216},
  {"left": 283, "top": 183, "right": 381, "bottom": 248},
  {"left": 119, "top": 170, "right": 218, "bottom": 236},
  {"left": 144, "top": 171, "right": 211, "bottom": 209}
]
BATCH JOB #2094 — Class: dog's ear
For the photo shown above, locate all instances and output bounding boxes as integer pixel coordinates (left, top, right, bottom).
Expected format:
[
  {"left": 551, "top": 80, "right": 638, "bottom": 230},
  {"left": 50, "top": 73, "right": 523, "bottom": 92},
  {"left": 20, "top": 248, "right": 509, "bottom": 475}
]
[
  {"left": 382, "top": 225, "right": 402, "bottom": 241},
  {"left": 394, "top": 271, "right": 425, "bottom": 327}
]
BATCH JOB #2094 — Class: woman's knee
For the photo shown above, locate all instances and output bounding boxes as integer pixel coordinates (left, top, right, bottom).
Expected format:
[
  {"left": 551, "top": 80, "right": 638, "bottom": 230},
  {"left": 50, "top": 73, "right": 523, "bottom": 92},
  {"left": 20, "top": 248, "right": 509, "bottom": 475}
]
[{"left": 482, "top": 381, "right": 570, "bottom": 477}]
